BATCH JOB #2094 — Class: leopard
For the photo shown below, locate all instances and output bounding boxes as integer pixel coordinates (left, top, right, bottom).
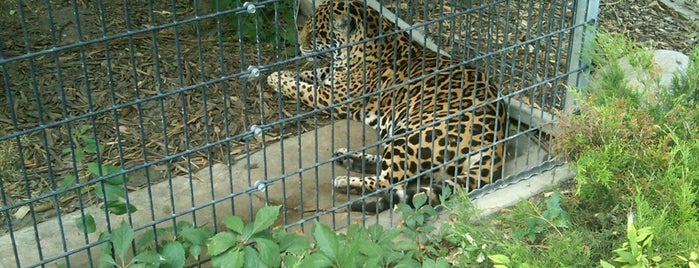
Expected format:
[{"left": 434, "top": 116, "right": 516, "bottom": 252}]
[{"left": 266, "top": 0, "right": 507, "bottom": 213}]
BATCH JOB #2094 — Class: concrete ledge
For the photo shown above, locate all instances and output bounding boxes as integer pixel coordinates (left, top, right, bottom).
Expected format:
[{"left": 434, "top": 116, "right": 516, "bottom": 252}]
[
  {"left": 0, "top": 118, "right": 562, "bottom": 267},
  {"left": 336, "top": 164, "right": 575, "bottom": 236}
]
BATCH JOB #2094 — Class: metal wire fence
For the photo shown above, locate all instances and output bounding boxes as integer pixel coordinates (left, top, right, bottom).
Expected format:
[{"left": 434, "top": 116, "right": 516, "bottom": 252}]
[{"left": 0, "top": 0, "right": 598, "bottom": 266}]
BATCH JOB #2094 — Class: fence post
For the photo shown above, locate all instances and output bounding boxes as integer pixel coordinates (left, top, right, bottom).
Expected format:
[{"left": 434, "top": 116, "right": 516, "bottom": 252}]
[{"left": 564, "top": 0, "right": 600, "bottom": 114}]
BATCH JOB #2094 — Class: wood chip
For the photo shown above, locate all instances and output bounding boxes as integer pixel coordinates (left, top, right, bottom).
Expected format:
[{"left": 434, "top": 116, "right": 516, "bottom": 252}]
[{"left": 13, "top": 206, "right": 31, "bottom": 219}]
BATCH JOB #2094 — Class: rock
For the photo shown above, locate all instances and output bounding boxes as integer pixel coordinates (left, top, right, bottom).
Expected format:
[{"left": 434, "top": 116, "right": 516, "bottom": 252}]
[{"left": 618, "top": 49, "right": 690, "bottom": 105}]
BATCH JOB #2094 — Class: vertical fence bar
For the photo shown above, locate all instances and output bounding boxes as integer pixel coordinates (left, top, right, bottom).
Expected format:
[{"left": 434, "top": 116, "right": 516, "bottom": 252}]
[{"left": 564, "top": 0, "right": 600, "bottom": 114}]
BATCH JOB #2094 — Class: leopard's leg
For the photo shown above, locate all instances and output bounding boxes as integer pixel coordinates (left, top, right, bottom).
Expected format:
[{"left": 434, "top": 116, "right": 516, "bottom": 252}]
[
  {"left": 333, "top": 134, "right": 421, "bottom": 213},
  {"left": 337, "top": 122, "right": 501, "bottom": 213},
  {"left": 266, "top": 70, "right": 348, "bottom": 111},
  {"left": 332, "top": 148, "right": 381, "bottom": 174}
]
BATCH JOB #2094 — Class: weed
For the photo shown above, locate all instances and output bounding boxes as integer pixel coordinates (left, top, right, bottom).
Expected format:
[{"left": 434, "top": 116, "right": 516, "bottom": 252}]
[
  {"left": 512, "top": 192, "right": 570, "bottom": 244},
  {"left": 98, "top": 220, "right": 213, "bottom": 267},
  {"left": 61, "top": 126, "right": 136, "bottom": 215},
  {"left": 677, "top": 250, "right": 699, "bottom": 268},
  {"left": 600, "top": 213, "right": 661, "bottom": 268},
  {"left": 555, "top": 30, "right": 699, "bottom": 266}
]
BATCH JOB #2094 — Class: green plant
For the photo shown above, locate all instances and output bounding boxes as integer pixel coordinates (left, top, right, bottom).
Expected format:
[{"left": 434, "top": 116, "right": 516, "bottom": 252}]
[
  {"left": 488, "top": 254, "right": 534, "bottom": 268},
  {"left": 600, "top": 213, "right": 661, "bottom": 268},
  {"left": 677, "top": 251, "right": 699, "bottom": 268},
  {"left": 98, "top": 220, "right": 214, "bottom": 268},
  {"left": 513, "top": 192, "right": 570, "bottom": 244},
  {"left": 206, "top": 201, "right": 454, "bottom": 268},
  {"left": 62, "top": 126, "right": 136, "bottom": 215}
]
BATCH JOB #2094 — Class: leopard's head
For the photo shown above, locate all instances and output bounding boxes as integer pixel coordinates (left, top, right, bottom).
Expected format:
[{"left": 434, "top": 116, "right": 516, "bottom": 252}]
[{"left": 298, "top": 0, "right": 385, "bottom": 62}]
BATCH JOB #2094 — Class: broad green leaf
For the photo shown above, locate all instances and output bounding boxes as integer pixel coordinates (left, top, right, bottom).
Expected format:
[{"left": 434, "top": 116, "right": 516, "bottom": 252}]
[
  {"left": 364, "top": 255, "right": 382, "bottom": 268},
  {"left": 137, "top": 229, "right": 156, "bottom": 251},
  {"left": 211, "top": 250, "right": 244, "bottom": 268},
  {"left": 614, "top": 251, "right": 637, "bottom": 264},
  {"left": 276, "top": 232, "right": 311, "bottom": 253},
  {"left": 111, "top": 221, "right": 135, "bottom": 263},
  {"left": 251, "top": 206, "right": 281, "bottom": 236},
  {"left": 99, "top": 253, "right": 117, "bottom": 268},
  {"left": 87, "top": 162, "right": 103, "bottom": 177},
  {"left": 105, "top": 201, "right": 138, "bottom": 215},
  {"left": 357, "top": 242, "right": 382, "bottom": 258},
  {"left": 101, "top": 165, "right": 122, "bottom": 176},
  {"left": 488, "top": 254, "right": 511, "bottom": 264},
  {"left": 337, "top": 242, "right": 360, "bottom": 268},
  {"left": 421, "top": 258, "right": 435, "bottom": 268},
  {"left": 74, "top": 150, "right": 85, "bottom": 163},
  {"left": 180, "top": 226, "right": 213, "bottom": 246},
  {"left": 190, "top": 245, "right": 202, "bottom": 260},
  {"left": 208, "top": 232, "right": 238, "bottom": 256},
  {"left": 376, "top": 227, "right": 401, "bottom": 246},
  {"left": 161, "top": 241, "right": 186, "bottom": 268},
  {"left": 83, "top": 137, "right": 97, "bottom": 153},
  {"left": 94, "top": 183, "right": 124, "bottom": 201},
  {"left": 297, "top": 252, "right": 332, "bottom": 268},
  {"left": 434, "top": 258, "right": 450, "bottom": 268},
  {"left": 60, "top": 175, "right": 76, "bottom": 189},
  {"left": 132, "top": 250, "right": 165, "bottom": 264},
  {"left": 255, "top": 238, "right": 281, "bottom": 267},
  {"left": 394, "top": 257, "right": 421, "bottom": 268},
  {"left": 87, "top": 163, "right": 125, "bottom": 184},
  {"left": 224, "top": 216, "right": 245, "bottom": 234},
  {"left": 312, "top": 221, "right": 339, "bottom": 260},
  {"left": 600, "top": 260, "right": 616, "bottom": 268},
  {"left": 345, "top": 224, "right": 366, "bottom": 240},
  {"left": 283, "top": 254, "right": 301, "bottom": 267},
  {"left": 75, "top": 214, "right": 96, "bottom": 234},
  {"left": 412, "top": 193, "right": 428, "bottom": 208},
  {"left": 243, "top": 246, "right": 264, "bottom": 268}
]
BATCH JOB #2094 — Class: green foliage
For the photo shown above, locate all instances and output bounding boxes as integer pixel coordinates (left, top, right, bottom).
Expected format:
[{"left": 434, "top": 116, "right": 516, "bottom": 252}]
[
  {"left": 677, "top": 251, "right": 699, "bottom": 268},
  {"left": 216, "top": 0, "right": 297, "bottom": 56},
  {"left": 207, "top": 199, "right": 455, "bottom": 268},
  {"left": 555, "top": 31, "right": 699, "bottom": 266},
  {"left": 98, "top": 220, "right": 214, "bottom": 268},
  {"left": 600, "top": 213, "right": 661, "bottom": 268},
  {"left": 208, "top": 206, "right": 289, "bottom": 267},
  {"left": 448, "top": 49, "right": 699, "bottom": 263},
  {"left": 89, "top": 191, "right": 472, "bottom": 267},
  {"left": 512, "top": 193, "right": 570, "bottom": 244},
  {"left": 62, "top": 126, "right": 135, "bottom": 215}
]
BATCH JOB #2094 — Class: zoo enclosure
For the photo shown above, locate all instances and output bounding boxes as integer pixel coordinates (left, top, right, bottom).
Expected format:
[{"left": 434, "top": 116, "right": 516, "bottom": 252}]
[{"left": 0, "top": 0, "right": 599, "bottom": 267}]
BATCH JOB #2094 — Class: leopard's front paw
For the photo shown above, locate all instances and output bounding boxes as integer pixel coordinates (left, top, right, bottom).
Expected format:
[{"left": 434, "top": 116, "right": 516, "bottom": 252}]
[
  {"left": 333, "top": 176, "right": 349, "bottom": 189},
  {"left": 332, "top": 148, "right": 351, "bottom": 167}
]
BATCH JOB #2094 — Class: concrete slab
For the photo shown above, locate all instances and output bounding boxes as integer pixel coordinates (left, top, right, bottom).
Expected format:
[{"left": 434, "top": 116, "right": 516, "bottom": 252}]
[
  {"left": 596, "top": 49, "right": 690, "bottom": 107},
  {"left": 0, "top": 118, "right": 558, "bottom": 267}
]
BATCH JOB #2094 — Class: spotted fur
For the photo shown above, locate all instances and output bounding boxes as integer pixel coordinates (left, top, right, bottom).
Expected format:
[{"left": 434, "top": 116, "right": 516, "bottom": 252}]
[{"left": 267, "top": 0, "right": 507, "bottom": 213}]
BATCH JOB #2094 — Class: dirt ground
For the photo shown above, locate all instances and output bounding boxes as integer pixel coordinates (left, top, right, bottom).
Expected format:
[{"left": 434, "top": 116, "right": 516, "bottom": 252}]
[{"left": 0, "top": 0, "right": 697, "bottom": 234}]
